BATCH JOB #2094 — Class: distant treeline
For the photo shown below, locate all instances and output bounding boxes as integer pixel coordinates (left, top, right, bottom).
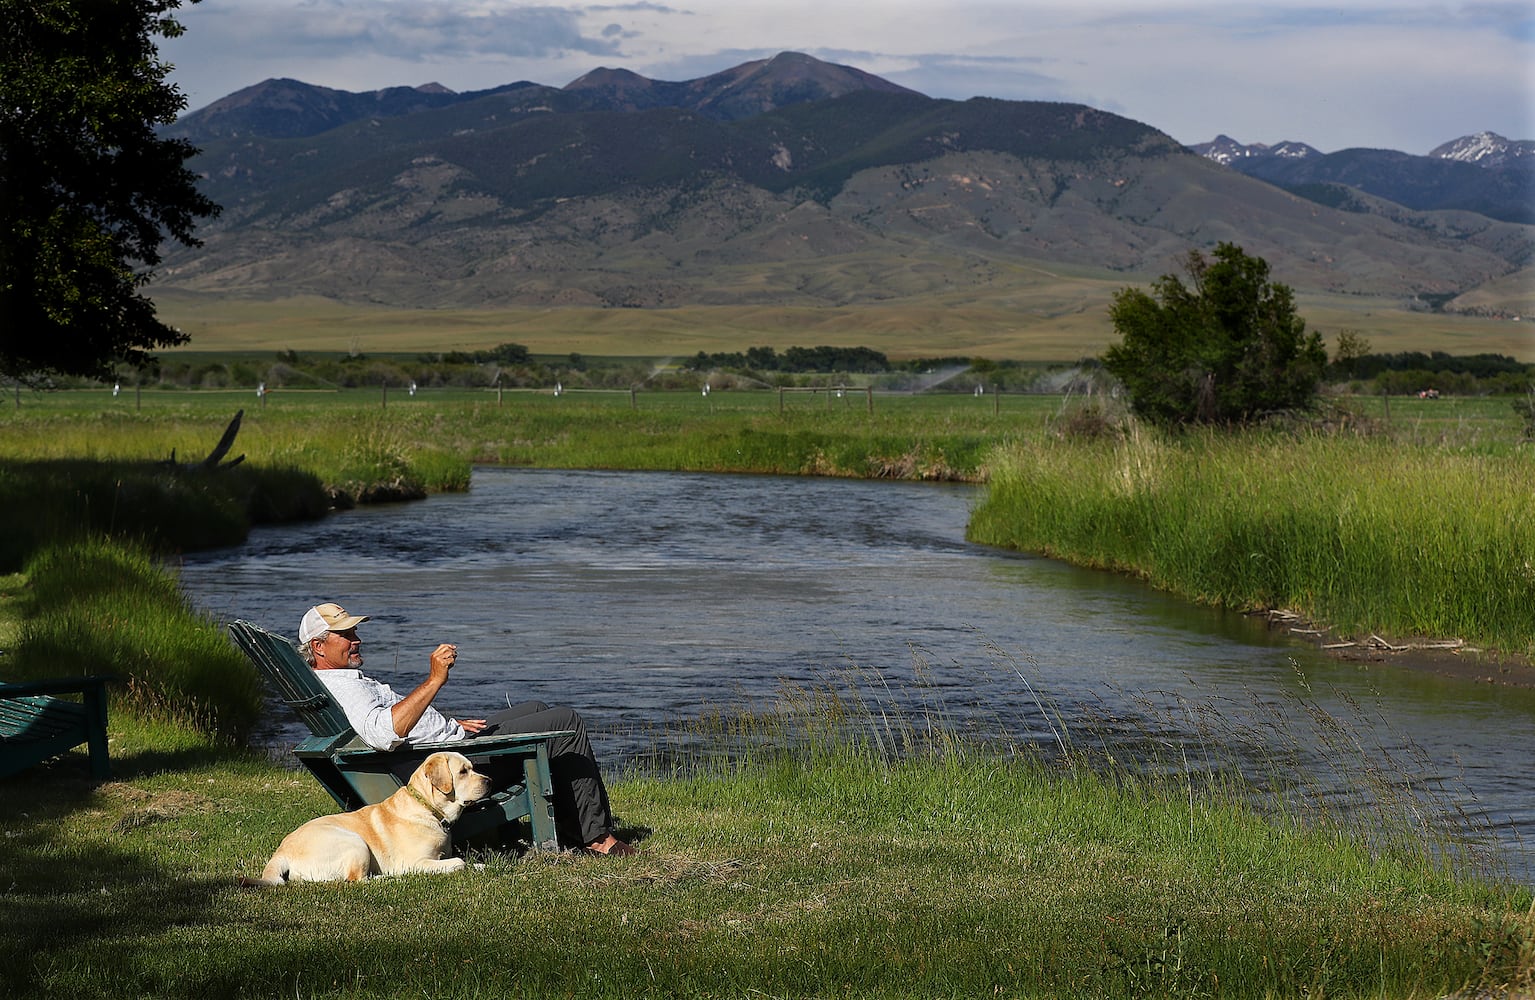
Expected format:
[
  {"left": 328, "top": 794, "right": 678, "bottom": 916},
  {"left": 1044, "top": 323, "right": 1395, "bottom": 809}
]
[
  {"left": 1340, "top": 351, "right": 1530, "bottom": 380},
  {"left": 1334, "top": 351, "right": 1532, "bottom": 397},
  {"left": 686, "top": 345, "right": 893, "bottom": 373},
  {"left": 412, "top": 343, "right": 531, "bottom": 366},
  {"left": 94, "top": 344, "right": 1535, "bottom": 398}
]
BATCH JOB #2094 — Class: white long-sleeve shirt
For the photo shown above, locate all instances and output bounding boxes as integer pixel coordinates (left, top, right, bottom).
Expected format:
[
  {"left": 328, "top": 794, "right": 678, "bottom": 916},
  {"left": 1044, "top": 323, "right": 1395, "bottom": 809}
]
[{"left": 313, "top": 668, "right": 466, "bottom": 751}]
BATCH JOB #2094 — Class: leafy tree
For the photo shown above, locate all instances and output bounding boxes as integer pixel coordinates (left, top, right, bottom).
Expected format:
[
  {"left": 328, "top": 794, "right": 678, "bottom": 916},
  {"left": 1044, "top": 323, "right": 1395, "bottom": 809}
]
[
  {"left": 1, "top": 0, "right": 218, "bottom": 383},
  {"left": 1102, "top": 243, "right": 1327, "bottom": 427},
  {"left": 1329, "top": 328, "right": 1372, "bottom": 380}
]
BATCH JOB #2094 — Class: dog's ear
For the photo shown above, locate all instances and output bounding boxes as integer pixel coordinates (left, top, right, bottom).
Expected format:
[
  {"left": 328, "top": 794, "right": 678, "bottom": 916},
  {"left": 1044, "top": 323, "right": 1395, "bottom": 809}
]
[{"left": 425, "top": 754, "right": 456, "bottom": 798}]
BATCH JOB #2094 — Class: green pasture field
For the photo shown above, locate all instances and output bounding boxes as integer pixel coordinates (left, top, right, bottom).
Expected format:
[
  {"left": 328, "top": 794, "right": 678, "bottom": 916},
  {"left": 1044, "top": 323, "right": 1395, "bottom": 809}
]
[
  {"left": 152, "top": 288, "right": 1535, "bottom": 362},
  {"left": 3, "top": 381, "right": 1518, "bottom": 425}
]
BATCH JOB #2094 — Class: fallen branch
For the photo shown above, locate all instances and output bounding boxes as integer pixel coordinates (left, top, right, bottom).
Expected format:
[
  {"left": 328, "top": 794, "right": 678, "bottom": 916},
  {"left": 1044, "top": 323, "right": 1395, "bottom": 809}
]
[{"left": 163, "top": 410, "right": 245, "bottom": 471}]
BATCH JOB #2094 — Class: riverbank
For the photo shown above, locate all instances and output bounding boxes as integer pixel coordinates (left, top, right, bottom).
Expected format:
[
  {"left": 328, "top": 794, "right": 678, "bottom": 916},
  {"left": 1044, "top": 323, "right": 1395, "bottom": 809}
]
[
  {"left": 970, "top": 427, "right": 1535, "bottom": 664},
  {"left": 1257, "top": 607, "right": 1535, "bottom": 688}
]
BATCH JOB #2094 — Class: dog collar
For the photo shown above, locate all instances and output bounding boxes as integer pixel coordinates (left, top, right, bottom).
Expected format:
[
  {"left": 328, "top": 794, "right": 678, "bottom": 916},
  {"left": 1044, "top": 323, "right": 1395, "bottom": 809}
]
[{"left": 406, "top": 783, "right": 452, "bottom": 831}]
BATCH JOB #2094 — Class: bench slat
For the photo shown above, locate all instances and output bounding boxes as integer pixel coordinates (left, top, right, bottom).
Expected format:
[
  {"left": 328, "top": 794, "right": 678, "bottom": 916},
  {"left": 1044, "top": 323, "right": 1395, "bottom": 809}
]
[{"left": 0, "top": 677, "right": 111, "bottom": 780}]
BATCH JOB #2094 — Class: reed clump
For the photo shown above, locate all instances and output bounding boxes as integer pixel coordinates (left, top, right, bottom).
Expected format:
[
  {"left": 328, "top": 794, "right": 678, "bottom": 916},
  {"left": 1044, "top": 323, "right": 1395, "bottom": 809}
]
[{"left": 970, "top": 426, "right": 1535, "bottom": 656}]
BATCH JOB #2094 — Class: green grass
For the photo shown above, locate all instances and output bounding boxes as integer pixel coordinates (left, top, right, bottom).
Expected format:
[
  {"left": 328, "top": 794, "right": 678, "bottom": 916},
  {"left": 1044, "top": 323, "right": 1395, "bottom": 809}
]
[
  {"left": 1, "top": 695, "right": 1532, "bottom": 999},
  {"left": 9, "top": 538, "right": 265, "bottom": 741},
  {"left": 0, "top": 386, "right": 1057, "bottom": 484}
]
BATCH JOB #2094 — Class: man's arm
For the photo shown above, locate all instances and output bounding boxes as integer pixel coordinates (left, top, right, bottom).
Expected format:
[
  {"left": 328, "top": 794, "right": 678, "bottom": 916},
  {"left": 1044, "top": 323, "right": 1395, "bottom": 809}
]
[{"left": 390, "top": 643, "right": 456, "bottom": 738}]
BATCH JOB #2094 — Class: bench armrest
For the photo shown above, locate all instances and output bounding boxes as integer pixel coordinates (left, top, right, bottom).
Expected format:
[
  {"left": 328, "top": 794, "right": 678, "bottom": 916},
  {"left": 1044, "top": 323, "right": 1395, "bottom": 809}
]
[{"left": 0, "top": 676, "right": 115, "bottom": 698}]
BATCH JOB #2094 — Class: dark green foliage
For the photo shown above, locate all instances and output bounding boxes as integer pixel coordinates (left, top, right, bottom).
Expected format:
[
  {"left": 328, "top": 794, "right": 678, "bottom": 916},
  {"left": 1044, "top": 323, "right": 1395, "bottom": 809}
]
[
  {"left": 1514, "top": 394, "right": 1535, "bottom": 440},
  {"left": 1102, "top": 243, "right": 1328, "bottom": 427},
  {"left": 689, "top": 344, "right": 891, "bottom": 373},
  {"left": 1345, "top": 350, "right": 1530, "bottom": 380},
  {"left": 424, "top": 342, "right": 531, "bottom": 366},
  {"left": 0, "top": 0, "right": 218, "bottom": 383},
  {"left": 0, "top": 459, "right": 328, "bottom": 572}
]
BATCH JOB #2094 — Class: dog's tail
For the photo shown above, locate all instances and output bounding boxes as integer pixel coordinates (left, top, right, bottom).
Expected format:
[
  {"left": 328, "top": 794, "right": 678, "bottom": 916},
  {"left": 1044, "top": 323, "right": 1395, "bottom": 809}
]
[{"left": 237, "top": 857, "right": 292, "bottom": 888}]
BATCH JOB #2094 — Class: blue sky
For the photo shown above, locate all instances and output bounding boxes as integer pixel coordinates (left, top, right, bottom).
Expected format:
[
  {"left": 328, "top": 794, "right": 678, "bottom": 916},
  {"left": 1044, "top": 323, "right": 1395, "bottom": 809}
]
[{"left": 162, "top": 0, "right": 1534, "bottom": 154}]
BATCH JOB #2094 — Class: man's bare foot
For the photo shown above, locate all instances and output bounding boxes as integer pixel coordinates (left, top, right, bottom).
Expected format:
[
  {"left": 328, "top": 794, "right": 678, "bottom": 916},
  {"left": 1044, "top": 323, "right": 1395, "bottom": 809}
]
[{"left": 586, "top": 834, "right": 636, "bottom": 856}]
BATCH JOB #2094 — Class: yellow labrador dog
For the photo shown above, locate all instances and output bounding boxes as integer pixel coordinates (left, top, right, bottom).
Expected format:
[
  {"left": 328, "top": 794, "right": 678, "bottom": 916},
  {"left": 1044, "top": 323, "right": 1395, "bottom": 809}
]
[{"left": 245, "top": 751, "right": 492, "bottom": 885}]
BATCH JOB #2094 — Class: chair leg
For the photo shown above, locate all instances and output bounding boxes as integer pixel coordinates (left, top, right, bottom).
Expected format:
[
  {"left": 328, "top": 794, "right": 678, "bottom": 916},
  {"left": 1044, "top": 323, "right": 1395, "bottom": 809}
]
[
  {"left": 83, "top": 684, "right": 110, "bottom": 780},
  {"left": 525, "top": 744, "right": 560, "bottom": 851}
]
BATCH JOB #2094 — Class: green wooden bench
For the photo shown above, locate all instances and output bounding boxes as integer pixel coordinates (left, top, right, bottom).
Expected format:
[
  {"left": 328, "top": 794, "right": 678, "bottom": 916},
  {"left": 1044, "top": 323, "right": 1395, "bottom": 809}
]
[
  {"left": 0, "top": 676, "right": 112, "bottom": 780},
  {"left": 228, "top": 619, "right": 566, "bottom": 851}
]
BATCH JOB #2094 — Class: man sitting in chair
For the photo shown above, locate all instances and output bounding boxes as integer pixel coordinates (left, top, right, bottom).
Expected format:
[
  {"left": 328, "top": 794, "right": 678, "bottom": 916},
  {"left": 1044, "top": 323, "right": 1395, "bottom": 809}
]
[{"left": 297, "top": 602, "right": 635, "bottom": 857}]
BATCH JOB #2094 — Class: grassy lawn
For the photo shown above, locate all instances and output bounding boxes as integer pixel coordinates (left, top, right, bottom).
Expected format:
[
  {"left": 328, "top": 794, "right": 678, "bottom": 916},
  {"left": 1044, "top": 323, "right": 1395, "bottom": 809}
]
[{"left": 3, "top": 713, "right": 1532, "bottom": 999}]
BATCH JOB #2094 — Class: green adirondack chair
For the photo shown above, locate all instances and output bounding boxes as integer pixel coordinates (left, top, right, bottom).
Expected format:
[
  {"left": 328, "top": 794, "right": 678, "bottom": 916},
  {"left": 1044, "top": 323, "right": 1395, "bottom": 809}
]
[
  {"left": 227, "top": 619, "right": 566, "bottom": 850},
  {"left": 0, "top": 676, "right": 112, "bottom": 781}
]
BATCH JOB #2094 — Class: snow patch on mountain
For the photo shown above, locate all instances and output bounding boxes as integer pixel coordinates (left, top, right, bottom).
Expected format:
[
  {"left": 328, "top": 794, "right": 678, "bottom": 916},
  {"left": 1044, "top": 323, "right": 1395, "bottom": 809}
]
[{"left": 1429, "top": 131, "right": 1534, "bottom": 169}]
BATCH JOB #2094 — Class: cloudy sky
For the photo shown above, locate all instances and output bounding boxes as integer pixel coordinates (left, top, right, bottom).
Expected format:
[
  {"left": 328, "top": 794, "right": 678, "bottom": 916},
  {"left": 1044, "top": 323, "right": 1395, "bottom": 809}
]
[{"left": 162, "top": 0, "right": 1533, "bottom": 155}]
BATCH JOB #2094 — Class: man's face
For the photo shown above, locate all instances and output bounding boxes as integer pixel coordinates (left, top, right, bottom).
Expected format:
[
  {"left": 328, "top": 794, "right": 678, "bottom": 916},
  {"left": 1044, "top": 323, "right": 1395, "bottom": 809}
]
[{"left": 313, "top": 627, "right": 362, "bottom": 669}]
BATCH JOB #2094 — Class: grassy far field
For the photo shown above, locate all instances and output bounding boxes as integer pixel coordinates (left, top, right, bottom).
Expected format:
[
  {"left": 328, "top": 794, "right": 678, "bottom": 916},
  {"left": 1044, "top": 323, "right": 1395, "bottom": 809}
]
[{"left": 151, "top": 288, "right": 1535, "bottom": 362}]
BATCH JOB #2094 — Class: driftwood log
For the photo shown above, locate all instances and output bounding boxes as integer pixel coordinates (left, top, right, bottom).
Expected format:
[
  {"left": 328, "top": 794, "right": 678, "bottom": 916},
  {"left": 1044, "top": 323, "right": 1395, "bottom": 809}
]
[{"left": 163, "top": 410, "right": 246, "bottom": 470}]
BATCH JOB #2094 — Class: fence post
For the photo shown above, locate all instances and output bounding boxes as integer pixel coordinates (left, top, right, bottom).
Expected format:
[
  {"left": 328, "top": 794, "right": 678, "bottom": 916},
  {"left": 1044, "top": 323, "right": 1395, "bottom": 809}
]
[
  {"left": 381, "top": 380, "right": 387, "bottom": 409},
  {"left": 994, "top": 385, "right": 999, "bottom": 416},
  {"left": 866, "top": 386, "right": 873, "bottom": 413},
  {"left": 779, "top": 386, "right": 785, "bottom": 414},
  {"left": 630, "top": 387, "right": 637, "bottom": 410}
]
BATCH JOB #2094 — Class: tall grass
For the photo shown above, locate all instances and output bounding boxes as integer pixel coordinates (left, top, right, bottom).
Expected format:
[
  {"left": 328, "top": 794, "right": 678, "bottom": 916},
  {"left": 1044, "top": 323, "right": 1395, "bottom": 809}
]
[
  {"left": 970, "top": 426, "right": 1535, "bottom": 655},
  {"left": 11, "top": 537, "right": 263, "bottom": 741}
]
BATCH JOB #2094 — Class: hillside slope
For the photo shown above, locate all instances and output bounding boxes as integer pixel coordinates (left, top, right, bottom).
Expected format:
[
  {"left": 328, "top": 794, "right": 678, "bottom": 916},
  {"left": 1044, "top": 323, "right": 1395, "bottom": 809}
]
[{"left": 160, "top": 56, "right": 1534, "bottom": 317}]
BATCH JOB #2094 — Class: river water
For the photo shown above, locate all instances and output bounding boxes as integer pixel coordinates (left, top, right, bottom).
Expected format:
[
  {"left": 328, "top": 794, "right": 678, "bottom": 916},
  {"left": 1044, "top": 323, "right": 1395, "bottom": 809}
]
[{"left": 177, "top": 467, "right": 1534, "bottom": 880}]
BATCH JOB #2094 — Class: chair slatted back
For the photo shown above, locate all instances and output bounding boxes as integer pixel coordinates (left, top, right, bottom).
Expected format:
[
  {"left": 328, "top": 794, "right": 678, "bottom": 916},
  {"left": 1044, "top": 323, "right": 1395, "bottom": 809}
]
[{"left": 228, "top": 620, "right": 351, "bottom": 738}]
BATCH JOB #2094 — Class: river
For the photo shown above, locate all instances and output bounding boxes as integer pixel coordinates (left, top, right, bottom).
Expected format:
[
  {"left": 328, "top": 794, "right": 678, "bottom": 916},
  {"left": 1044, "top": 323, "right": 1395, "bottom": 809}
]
[{"left": 176, "top": 466, "right": 1535, "bottom": 880}]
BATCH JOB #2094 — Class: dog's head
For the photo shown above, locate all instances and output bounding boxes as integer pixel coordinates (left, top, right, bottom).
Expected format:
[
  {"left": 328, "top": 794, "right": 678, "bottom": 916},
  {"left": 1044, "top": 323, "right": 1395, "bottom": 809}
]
[{"left": 415, "top": 751, "right": 494, "bottom": 818}]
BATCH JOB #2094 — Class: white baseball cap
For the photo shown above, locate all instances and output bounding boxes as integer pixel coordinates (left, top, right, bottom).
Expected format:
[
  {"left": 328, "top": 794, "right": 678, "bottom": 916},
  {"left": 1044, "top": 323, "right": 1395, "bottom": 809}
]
[{"left": 299, "top": 603, "right": 370, "bottom": 643}]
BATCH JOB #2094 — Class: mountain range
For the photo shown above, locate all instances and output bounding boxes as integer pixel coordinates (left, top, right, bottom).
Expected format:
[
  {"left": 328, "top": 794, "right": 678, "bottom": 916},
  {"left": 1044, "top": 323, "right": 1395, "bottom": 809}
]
[
  {"left": 159, "top": 52, "right": 1533, "bottom": 320},
  {"left": 1188, "top": 132, "right": 1534, "bottom": 224}
]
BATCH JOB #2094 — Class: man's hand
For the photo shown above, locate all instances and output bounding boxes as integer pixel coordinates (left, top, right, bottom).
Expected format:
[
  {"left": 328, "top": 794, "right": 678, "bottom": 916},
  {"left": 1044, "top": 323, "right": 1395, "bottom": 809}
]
[
  {"left": 428, "top": 643, "right": 458, "bottom": 682},
  {"left": 456, "top": 718, "right": 488, "bottom": 734}
]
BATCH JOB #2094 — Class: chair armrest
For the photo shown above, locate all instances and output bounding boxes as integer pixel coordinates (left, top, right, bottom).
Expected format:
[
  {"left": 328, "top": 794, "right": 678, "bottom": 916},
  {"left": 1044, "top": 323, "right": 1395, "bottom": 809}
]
[
  {"left": 313, "top": 729, "right": 575, "bottom": 761},
  {"left": 419, "top": 729, "right": 574, "bottom": 753}
]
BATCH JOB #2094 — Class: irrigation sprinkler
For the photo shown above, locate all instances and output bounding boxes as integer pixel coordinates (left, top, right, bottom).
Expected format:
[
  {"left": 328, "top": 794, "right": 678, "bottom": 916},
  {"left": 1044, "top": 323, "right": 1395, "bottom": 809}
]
[{"left": 777, "top": 384, "right": 873, "bottom": 413}]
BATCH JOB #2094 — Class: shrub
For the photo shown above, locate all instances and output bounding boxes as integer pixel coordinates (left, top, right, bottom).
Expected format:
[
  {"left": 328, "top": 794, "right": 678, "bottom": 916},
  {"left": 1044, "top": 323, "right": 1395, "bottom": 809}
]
[{"left": 1103, "top": 243, "right": 1328, "bottom": 427}]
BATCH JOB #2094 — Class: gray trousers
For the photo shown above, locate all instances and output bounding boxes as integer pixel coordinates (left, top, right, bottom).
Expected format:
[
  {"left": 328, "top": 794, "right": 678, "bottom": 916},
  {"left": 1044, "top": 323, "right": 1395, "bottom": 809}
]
[{"left": 472, "top": 700, "right": 616, "bottom": 848}]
